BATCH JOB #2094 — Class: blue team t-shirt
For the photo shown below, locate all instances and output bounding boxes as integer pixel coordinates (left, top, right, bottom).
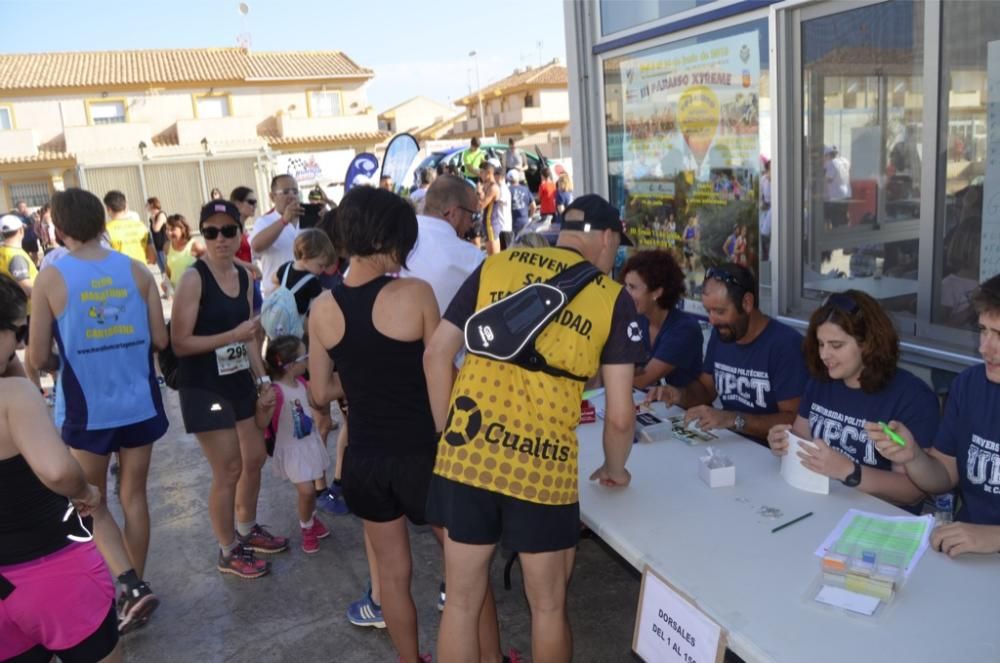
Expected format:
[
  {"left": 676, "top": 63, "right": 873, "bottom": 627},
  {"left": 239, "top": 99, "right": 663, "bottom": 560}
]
[
  {"left": 639, "top": 308, "right": 703, "bottom": 388},
  {"left": 934, "top": 364, "right": 1000, "bottom": 525},
  {"left": 702, "top": 318, "right": 808, "bottom": 441},
  {"left": 799, "top": 369, "right": 940, "bottom": 471},
  {"left": 510, "top": 184, "right": 533, "bottom": 233}
]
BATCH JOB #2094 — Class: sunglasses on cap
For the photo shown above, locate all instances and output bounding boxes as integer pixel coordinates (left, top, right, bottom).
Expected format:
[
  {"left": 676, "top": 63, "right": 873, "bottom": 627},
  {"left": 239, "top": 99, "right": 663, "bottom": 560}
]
[
  {"left": 202, "top": 224, "right": 240, "bottom": 240},
  {"left": 3, "top": 322, "right": 28, "bottom": 344},
  {"left": 824, "top": 292, "right": 861, "bottom": 315}
]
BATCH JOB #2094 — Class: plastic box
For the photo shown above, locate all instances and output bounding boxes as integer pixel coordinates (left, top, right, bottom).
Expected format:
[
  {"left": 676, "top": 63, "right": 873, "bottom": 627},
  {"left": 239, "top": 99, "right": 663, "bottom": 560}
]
[{"left": 698, "top": 456, "right": 735, "bottom": 487}]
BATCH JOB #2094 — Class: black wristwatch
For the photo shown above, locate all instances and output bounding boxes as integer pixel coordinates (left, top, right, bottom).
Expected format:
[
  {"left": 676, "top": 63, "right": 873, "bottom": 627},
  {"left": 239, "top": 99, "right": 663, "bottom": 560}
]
[{"left": 842, "top": 461, "right": 863, "bottom": 487}]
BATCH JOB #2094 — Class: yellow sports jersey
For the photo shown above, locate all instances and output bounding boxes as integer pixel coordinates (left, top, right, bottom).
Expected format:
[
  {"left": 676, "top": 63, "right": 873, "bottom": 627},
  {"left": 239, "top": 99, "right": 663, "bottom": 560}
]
[
  {"left": 434, "top": 246, "right": 639, "bottom": 506},
  {"left": 0, "top": 245, "right": 38, "bottom": 314},
  {"left": 106, "top": 217, "right": 149, "bottom": 264}
]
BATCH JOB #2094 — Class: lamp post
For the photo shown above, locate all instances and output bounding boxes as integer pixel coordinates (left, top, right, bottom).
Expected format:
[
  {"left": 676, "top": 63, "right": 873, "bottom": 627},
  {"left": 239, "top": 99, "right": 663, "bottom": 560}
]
[{"left": 469, "top": 50, "right": 485, "bottom": 139}]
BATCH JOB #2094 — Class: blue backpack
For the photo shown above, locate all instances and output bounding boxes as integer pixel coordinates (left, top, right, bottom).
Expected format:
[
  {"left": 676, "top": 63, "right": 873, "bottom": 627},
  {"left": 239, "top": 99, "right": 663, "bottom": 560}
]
[{"left": 261, "top": 265, "right": 314, "bottom": 339}]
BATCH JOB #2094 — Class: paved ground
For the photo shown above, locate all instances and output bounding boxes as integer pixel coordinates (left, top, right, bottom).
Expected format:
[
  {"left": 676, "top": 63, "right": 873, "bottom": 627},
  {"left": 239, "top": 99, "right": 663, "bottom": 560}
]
[{"left": 104, "top": 386, "right": 644, "bottom": 662}]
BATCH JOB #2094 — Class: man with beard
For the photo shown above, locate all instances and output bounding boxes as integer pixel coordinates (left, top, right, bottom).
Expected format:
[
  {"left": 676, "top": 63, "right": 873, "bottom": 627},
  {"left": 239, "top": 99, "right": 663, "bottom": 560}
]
[{"left": 647, "top": 263, "right": 806, "bottom": 445}]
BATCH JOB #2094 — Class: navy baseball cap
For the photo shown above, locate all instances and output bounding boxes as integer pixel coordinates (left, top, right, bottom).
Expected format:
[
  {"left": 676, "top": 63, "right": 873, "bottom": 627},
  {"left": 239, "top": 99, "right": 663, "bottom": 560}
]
[
  {"left": 199, "top": 200, "right": 241, "bottom": 228},
  {"left": 561, "top": 194, "right": 633, "bottom": 246}
]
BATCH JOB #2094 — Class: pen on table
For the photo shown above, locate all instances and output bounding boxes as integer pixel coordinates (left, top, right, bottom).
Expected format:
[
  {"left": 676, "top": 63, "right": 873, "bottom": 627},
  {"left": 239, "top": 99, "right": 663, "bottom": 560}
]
[
  {"left": 878, "top": 421, "right": 907, "bottom": 447},
  {"left": 771, "top": 511, "right": 813, "bottom": 534}
]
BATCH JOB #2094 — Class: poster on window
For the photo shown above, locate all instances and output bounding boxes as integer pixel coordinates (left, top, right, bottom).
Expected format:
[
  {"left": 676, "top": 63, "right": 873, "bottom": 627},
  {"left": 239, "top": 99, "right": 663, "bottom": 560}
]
[{"left": 618, "top": 30, "right": 762, "bottom": 299}]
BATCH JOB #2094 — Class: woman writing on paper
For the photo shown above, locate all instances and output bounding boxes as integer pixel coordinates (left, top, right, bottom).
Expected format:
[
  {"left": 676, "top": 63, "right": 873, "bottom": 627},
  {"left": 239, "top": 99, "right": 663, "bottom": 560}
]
[{"left": 766, "top": 290, "right": 939, "bottom": 511}]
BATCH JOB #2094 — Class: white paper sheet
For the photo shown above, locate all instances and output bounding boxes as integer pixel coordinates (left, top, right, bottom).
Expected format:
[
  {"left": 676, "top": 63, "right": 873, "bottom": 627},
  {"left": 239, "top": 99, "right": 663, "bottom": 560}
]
[
  {"left": 814, "top": 509, "right": 933, "bottom": 579},
  {"left": 814, "top": 585, "right": 880, "bottom": 616},
  {"left": 781, "top": 432, "right": 830, "bottom": 494}
]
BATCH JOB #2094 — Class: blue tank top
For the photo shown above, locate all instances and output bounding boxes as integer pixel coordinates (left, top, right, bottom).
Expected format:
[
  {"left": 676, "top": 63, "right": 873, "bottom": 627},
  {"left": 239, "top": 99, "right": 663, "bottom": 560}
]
[{"left": 53, "top": 251, "right": 163, "bottom": 431}]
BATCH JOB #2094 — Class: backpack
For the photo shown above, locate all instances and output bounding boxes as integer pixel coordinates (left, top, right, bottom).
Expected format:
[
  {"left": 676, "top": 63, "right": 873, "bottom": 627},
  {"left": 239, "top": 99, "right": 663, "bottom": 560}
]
[
  {"left": 263, "top": 376, "right": 309, "bottom": 456},
  {"left": 463, "top": 260, "right": 602, "bottom": 382},
  {"left": 261, "top": 265, "right": 315, "bottom": 339}
]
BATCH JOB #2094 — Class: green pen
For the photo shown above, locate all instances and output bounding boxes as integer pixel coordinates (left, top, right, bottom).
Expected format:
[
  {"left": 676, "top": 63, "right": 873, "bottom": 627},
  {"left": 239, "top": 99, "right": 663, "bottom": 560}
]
[{"left": 878, "top": 421, "right": 906, "bottom": 447}]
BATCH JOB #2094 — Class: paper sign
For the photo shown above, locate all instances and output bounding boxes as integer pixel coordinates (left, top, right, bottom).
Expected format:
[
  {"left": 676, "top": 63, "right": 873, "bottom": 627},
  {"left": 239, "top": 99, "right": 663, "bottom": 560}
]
[
  {"left": 781, "top": 432, "right": 830, "bottom": 494},
  {"left": 814, "top": 585, "right": 880, "bottom": 616},
  {"left": 633, "top": 566, "right": 725, "bottom": 663}
]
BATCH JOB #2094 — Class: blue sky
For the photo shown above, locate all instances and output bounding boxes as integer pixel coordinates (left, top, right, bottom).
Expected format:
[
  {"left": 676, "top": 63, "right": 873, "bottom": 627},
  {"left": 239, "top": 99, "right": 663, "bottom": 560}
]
[{"left": 0, "top": 0, "right": 568, "bottom": 111}]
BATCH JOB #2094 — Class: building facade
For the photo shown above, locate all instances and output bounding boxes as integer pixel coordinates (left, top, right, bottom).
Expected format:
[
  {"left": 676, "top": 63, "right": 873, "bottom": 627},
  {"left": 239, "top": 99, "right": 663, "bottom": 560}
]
[
  {"left": 565, "top": 0, "right": 998, "bottom": 375},
  {"left": 447, "top": 59, "right": 572, "bottom": 159},
  {"left": 378, "top": 96, "right": 461, "bottom": 138},
  {"left": 0, "top": 48, "right": 387, "bottom": 220}
]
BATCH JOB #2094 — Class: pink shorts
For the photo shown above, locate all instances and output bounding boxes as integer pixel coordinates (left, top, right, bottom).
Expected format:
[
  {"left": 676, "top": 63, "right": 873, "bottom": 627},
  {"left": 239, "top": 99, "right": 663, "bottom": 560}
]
[{"left": 0, "top": 542, "right": 114, "bottom": 660}]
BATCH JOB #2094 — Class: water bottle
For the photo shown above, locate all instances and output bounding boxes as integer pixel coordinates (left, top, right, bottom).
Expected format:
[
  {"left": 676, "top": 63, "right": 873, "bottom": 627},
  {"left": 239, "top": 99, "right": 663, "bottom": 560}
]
[{"left": 933, "top": 492, "right": 954, "bottom": 523}]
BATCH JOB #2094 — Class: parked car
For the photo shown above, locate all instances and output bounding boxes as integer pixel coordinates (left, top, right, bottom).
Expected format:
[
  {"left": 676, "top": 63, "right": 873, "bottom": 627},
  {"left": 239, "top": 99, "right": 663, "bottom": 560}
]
[{"left": 414, "top": 143, "right": 552, "bottom": 193}]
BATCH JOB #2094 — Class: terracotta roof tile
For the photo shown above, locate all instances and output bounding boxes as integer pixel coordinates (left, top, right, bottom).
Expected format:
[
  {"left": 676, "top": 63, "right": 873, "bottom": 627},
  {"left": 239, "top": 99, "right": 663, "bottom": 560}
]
[
  {"left": 262, "top": 130, "right": 390, "bottom": 146},
  {"left": 0, "top": 48, "right": 373, "bottom": 91},
  {"left": 466, "top": 62, "right": 567, "bottom": 102},
  {"left": 0, "top": 150, "right": 75, "bottom": 166}
]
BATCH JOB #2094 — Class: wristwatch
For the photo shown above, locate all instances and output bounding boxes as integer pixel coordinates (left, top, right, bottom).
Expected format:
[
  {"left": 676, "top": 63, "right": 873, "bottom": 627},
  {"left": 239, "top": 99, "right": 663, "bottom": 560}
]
[
  {"left": 842, "top": 461, "right": 863, "bottom": 487},
  {"left": 732, "top": 414, "right": 747, "bottom": 432}
]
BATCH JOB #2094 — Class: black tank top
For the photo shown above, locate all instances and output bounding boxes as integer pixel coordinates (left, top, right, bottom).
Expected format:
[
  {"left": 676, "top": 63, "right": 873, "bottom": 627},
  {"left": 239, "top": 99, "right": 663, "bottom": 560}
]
[
  {"left": 0, "top": 454, "right": 90, "bottom": 565},
  {"left": 177, "top": 259, "right": 254, "bottom": 396},
  {"left": 328, "top": 276, "right": 436, "bottom": 456}
]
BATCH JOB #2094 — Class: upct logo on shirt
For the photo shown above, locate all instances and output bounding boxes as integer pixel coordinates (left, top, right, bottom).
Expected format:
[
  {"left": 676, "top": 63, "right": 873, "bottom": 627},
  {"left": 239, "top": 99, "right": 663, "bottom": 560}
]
[
  {"left": 808, "top": 404, "right": 877, "bottom": 465},
  {"left": 714, "top": 362, "right": 771, "bottom": 409},
  {"left": 627, "top": 321, "right": 643, "bottom": 342},
  {"left": 967, "top": 434, "right": 1000, "bottom": 495}
]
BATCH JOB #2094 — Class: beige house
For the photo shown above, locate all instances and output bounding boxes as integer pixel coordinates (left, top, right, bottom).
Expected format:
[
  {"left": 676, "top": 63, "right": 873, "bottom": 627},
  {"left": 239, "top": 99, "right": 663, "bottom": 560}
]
[
  {"left": 378, "top": 96, "right": 462, "bottom": 139},
  {"left": 0, "top": 47, "right": 388, "bottom": 220},
  {"left": 447, "top": 59, "right": 571, "bottom": 157}
]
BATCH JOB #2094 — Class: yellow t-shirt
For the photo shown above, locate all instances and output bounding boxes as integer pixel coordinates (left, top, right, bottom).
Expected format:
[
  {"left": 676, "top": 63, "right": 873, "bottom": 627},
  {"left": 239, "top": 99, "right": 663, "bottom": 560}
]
[
  {"left": 106, "top": 217, "right": 149, "bottom": 264},
  {"left": 433, "top": 246, "right": 633, "bottom": 506},
  {"left": 166, "top": 239, "right": 198, "bottom": 288},
  {"left": 0, "top": 245, "right": 38, "bottom": 314}
]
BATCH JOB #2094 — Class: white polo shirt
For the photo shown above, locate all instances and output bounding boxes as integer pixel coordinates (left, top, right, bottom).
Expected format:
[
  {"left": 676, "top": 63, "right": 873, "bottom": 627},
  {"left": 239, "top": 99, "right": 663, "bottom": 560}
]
[
  {"left": 402, "top": 214, "right": 484, "bottom": 315},
  {"left": 250, "top": 210, "right": 299, "bottom": 296}
]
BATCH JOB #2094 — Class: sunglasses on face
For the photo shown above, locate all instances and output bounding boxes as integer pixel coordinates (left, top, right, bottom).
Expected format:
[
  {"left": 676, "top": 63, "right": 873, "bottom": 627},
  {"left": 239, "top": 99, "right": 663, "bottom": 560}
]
[
  {"left": 458, "top": 206, "right": 483, "bottom": 223},
  {"left": 3, "top": 323, "right": 27, "bottom": 344},
  {"left": 244, "top": 199, "right": 258, "bottom": 206},
  {"left": 202, "top": 224, "right": 240, "bottom": 240}
]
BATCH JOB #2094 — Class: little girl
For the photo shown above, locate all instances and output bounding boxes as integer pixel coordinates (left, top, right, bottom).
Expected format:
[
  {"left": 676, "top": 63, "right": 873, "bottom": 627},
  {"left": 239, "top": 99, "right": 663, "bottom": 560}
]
[{"left": 257, "top": 335, "right": 331, "bottom": 553}]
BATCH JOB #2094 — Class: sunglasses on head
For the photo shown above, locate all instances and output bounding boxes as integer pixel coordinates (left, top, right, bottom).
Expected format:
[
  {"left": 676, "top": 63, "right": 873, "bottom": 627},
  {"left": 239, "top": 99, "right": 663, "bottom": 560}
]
[
  {"left": 3, "top": 323, "right": 27, "bottom": 344},
  {"left": 201, "top": 224, "right": 240, "bottom": 240},
  {"left": 824, "top": 292, "right": 861, "bottom": 315},
  {"left": 704, "top": 266, "right": 751, "bottom": 294}
]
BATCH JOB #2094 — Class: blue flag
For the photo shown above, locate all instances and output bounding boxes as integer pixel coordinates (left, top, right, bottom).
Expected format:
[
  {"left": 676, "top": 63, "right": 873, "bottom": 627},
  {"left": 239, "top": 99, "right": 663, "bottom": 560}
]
[
  {"left": 344, "top": 152, "right": 379, "bottom": 191},
  {"left": 380, "top": 133, "right": 420, "bottom": 195}
]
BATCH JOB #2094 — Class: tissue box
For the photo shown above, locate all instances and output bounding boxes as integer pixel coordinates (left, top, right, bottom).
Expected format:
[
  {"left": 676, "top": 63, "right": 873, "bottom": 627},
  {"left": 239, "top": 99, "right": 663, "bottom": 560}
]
[{"left": 698, "top": 457, "right": 735, "bottom": 487}]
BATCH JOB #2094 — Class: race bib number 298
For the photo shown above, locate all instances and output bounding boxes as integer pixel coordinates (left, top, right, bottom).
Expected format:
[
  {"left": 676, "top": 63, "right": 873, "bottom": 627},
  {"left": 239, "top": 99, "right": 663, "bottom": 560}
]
[{"left": 215, "top": 342, "right": 250, "bottom": 376}]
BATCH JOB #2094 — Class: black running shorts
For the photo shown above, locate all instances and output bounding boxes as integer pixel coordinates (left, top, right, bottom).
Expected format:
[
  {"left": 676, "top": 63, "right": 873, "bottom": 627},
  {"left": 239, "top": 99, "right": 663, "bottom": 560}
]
[
  {"left": 341, "top": 448, "right": 435, "bottom": 525},
  {"left": 425, "top": 474, "right": 580, "bottom": 553}
]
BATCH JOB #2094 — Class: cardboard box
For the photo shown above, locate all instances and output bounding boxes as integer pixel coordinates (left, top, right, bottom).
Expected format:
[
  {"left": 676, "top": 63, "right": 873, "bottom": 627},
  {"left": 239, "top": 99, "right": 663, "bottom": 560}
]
[{"left": 698, "top": 457, "right": 735, "bottom": 488}]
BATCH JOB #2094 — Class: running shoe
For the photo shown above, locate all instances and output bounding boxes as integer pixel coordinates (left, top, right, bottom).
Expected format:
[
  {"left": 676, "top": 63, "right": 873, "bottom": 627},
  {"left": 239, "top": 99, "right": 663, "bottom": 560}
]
[
  {"left": 316, "top": 488, "right": 350, "bottom": 515},
  {"left": 502, "top": 649, "right": 524, "bottom": 663},
  {"left": 346, "top": 586, "right": 385, "bottom": 628},
  {"left": 116, "top": 581, "right": 160, "bottom": 634},
  {"left": 437, "top": 581, "right": 446, "bottom": 612},
  {"left": 217, "top": 543, "right": 270, "bottom": 579},
  {"left": 240, "top": 524, "right": 289, "bottom": 554},
  {"left": 302, "top": 525, "right": 320, "bottom": 554},
  {"left": 311, "top": 518, "right": 330, "bottom": 540}
]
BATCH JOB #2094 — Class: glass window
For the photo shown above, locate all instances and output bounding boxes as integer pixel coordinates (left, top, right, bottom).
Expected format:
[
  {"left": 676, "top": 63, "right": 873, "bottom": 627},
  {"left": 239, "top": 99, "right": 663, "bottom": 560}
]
[
  {"left": 9, "top": 182, "right": 49, "bottom": 208},
  {"left": 309, "top": 91, "right": 341, "bottom": 117},
  {"left": 932, "top": 1, "right": 1000, "bottom": 331},
  {"left": 0, "top": 107, "right": 11, "bottom": 130},
  {"left": 800, "top": 0, "right": 924, "bottom": 318},
  {"left": 603, "top": 19, "right": 770, "bottom": 311},
  {"left": 90, "top": 100, "right": 126, "bottom": 125},
  {"left": 196, "top": 96, "right": 229, "bottom": 119},
  {"left": 600, "top": 0, "right": 721, "bottom": 37}
]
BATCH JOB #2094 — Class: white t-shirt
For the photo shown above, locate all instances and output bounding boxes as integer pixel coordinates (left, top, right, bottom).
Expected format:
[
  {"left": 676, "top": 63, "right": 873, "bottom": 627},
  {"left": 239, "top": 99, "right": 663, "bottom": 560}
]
[
  {"left": 410, "top": 187, "right": 429, "bottom": 215},
  {"left": 250, "top": 210, "right": 299, "bottom": 297},
  {"left": 402, "top": 214, "right": 485, "bottom": 315},
  {"left": 825, "top": 157, "right": 851, "bottom": 201}
]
